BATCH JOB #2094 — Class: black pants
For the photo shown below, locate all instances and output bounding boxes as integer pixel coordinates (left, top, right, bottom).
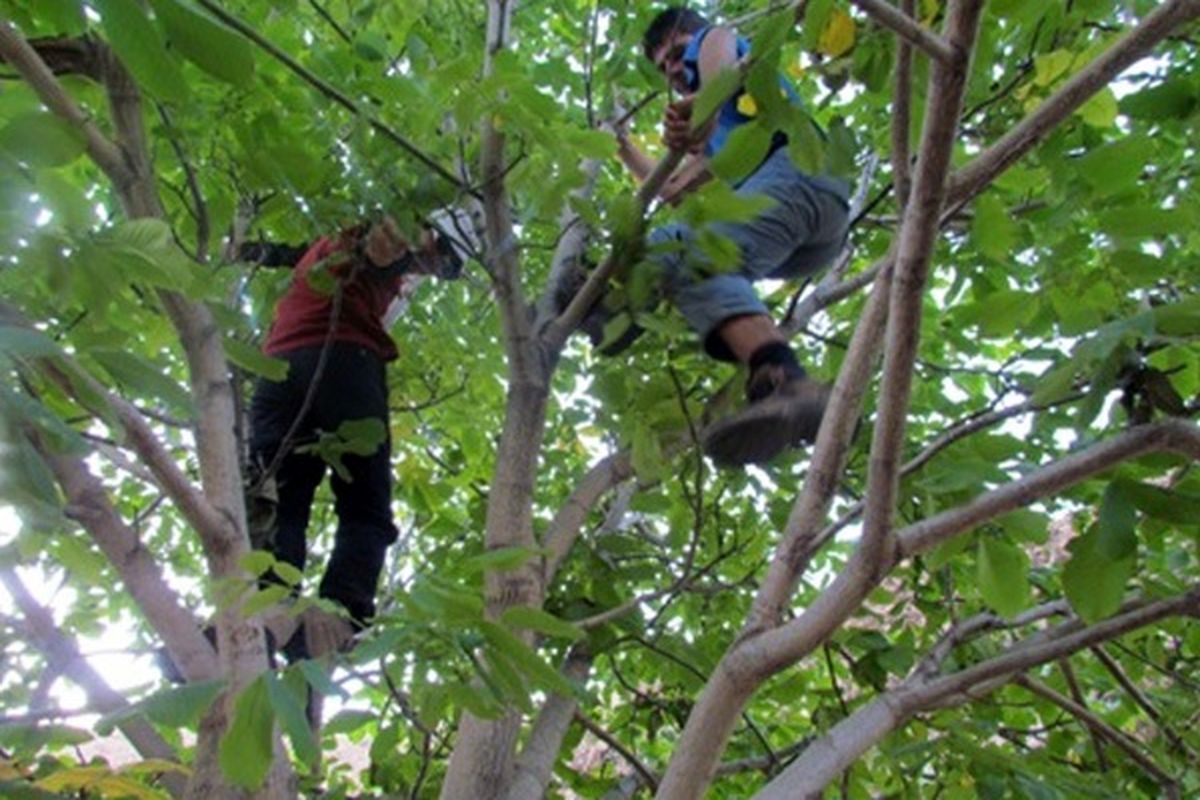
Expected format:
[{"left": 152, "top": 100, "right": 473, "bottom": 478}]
[{"left": 248, "top": 343, "right": 397, "bottom": 624}]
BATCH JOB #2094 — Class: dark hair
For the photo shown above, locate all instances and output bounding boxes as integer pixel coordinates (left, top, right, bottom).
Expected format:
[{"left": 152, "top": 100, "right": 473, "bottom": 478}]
[{"left": 642, "top": 6, "right": 709, "bottom": 60}]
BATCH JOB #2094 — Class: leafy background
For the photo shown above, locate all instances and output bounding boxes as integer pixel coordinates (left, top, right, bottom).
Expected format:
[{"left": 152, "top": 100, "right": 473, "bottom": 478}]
[{"left": 0, "top": 0, "right": 1198, "bottom": 797}]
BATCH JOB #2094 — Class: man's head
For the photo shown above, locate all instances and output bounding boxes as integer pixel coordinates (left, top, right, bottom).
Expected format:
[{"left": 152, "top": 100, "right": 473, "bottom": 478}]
[{"left": 643, "top": 6, "right": 709, "bottom": 94}]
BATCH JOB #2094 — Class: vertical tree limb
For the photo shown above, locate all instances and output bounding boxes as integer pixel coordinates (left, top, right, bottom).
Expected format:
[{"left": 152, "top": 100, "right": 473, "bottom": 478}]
[
  {"left": 860, "top": 0, "right": 983, "bottom": 575},
  {"left": 890, "top": 0, "right": 915, "bottom": 208},
  {"left": 503, "top": 649, "right": 594, "bottom": 800}
]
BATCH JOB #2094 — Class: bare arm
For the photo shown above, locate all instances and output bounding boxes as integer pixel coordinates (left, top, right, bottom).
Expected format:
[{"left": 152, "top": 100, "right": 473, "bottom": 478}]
[{"left": 614, "top": 128, "right": 656, "bottom": 182}]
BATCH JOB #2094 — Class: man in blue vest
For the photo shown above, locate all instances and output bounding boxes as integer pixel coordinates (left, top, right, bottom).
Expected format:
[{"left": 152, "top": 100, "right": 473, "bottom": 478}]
[{"left": 612, "top": 6, "right": 850, "bottom": 466}]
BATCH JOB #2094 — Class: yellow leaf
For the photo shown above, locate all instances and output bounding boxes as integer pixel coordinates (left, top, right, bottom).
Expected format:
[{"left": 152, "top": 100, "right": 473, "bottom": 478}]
[
  {"left": 786, "top": 60, "right": 805, "bottom": 80},
  {"left": 1078, "top": 87, "right": 1118, "bottom": 128},
  {"left": 818, "top": 9, "right": 856, "bottom": 58},
  {"left": 736, "top": 93, "right": 759, "bottom": 117}
]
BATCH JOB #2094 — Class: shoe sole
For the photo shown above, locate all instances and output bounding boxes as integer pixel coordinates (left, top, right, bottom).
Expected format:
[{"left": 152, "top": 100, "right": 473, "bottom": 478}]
[{"left": 702, "top": 392, "right": 827, "bottom": 467}]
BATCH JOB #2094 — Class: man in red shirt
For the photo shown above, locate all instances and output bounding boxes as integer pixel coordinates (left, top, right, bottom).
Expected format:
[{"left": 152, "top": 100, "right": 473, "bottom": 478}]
[{"left": 248, "top": 217, "right": 448, "bottom": 659}]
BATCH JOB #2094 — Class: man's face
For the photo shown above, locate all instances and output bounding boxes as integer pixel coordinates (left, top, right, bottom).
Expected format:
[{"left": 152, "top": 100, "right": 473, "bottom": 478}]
[{"left": 651, "top": 30, "right": 694, "bottom": 94}]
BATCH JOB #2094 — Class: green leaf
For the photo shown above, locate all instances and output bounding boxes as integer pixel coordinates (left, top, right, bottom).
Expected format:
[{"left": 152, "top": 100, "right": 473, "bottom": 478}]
[
  {"left": 1062, "top": 526, "right": 1135, "bottom": 624},
  {"left": 265, "top": 669, "right": 318, "bottom": 769},
  {"left": 241, "top": 585, "right": 292, "bottom": 618},
  {"left": 223, "top": 338, "right": 288, "bottom": 381},
  {"left": 977, "top": 536, "right": 1030, "bottom": 619},
  {"left": 1097, "top": 481, "right": 1138, "bottom": 560},
  {"left": 406, "top": 580, "right": 485, "bottom": 623},
  {"left": 709, "top": 121, "right": 773, "bottom": 184},
  {"left": 802, "top": 0, "right": 836, "bottom": 52},
  {"left": 353, "top": 31, "right": 389, "bottom": 61},
  {"left": 458, "top": 546, "right": 544, "bottom": 575},
  {"left": 95, "top": 0, "right": 189, "bottom": 104},
  {"left": 0, "top": 326, "right": 62, "bottom": 359},
  {"left": 971, "top": 194, "right": 1017, "bottom": 262},
  {"left": 218, "top": 675, "right": 275, "bottom": 789},
  {"left": 0, "top": 112, "right": 85, "bottom": 168},
  {"left": 1121, "top": 481, "right": 1200, "bottom": 525},
  {"left": 1119, "top": 78, "right": 1197, "bottom": 120},
  {"left": 1033, "top": 50, "right": 1073, "bottom": 87},
  {"left": 35, "top": 169, "right": 94, "bottom": 231},
  {"left": 1152, "top": 295, "right": 1200, "bottom": 337},
  {"left": 1077, "top": 87, "right": 1118, "bottom": 128},
  {"left": 322, "top": 709, "right": 375, "bottom": 736},
  {"left": 298, "top": 659, "right": 344, "bottom": 699},
  {"left": 39, "top": 0, "right": 87, "bottom": 35},
  {"left": 150, "top": 0, "right": 255, "bottom": 85},
  {"left": 1075, "top": 137, "right": 1150, "bottom": 197},
  {"left": 334, "top": 417, "right": 386, "bottom": 455},
  {"left": 630, "top": 421, "right": 666, "bottom": 482},
  {"left": 98, "top": 680, "right": 224, "bottom": 732},
  {"left": 500, "top": 606, "right": 584, "bottom": 641},
  {"left": 691, "top": 66, "right": 742, "bottom": 133},
  {"left": 239, "top": 550, "right": 276, "bottom": 578},
  {"left": 478, "top": 621, "right": 574, "bottom": 696},
  {"left": 1096, "top": 206, "right": 1182, "bottom": 239},
  {"left": 88, "top": 349, "right": 192, "bottom": 416}
]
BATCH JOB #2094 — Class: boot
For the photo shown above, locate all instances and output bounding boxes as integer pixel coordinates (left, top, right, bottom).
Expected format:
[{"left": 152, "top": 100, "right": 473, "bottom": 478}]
[{"left": 702, "top": 363, "right": 830, "bottom": 467}]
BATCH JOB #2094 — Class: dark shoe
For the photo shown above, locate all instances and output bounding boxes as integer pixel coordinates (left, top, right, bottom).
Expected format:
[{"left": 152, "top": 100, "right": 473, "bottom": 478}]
[{"left": 702, "top": 365, "right": 830, "bottom": 467}]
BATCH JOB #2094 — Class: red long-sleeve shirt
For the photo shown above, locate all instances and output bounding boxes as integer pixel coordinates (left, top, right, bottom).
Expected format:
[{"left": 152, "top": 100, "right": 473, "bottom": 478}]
[{"left": 262, "top": 236, "right": 403, "bottom": 362}]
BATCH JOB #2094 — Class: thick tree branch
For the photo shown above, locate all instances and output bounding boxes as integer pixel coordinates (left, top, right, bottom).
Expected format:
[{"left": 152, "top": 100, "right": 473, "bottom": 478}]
[
  {"left": 542, "top": 450, "right": 635, "bottom": 585},
  {"left": 503, "top": 649, "right": 592, "bottom": 800},
  {"left": 0, "top": 303, "right": 233, "bottom": 554},
  {"left": 849, "top": 0, "right": 957, "bottom": 64},
  {"left": 441, "top": 4, "right": 547, "bottom": 798},
  {"left": 33, "top": 434, "right": 219, "bottom": 682},
  {"left": 898, "top": 419, "right": 1200, "bottom": 558},
  {"left": 0, "top": 569, "right": 187, "bottom": 799},
  {"left": 754, "top": 587, "right": 1199, "bottom": 798},
  {"left": 890, "top": 0, "right": 914, "bottom": 207}
]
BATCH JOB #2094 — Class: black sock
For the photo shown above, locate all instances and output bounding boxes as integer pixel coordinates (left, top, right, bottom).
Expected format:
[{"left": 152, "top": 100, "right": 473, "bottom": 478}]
[{"left": 748, "top": 342, "right": 804, "bottom": 375}]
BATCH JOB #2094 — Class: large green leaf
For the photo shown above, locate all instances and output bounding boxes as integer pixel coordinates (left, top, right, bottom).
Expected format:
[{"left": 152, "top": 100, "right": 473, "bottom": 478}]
[
  {"left": 265, "top": 669, "right": 318, "bottom": 769},
  {"left": 150, "top": 0, "right": 255, "bottom": 85},
  {"left": 222, "top": 338, "right": 288, "bottom": 381},
  {"left": 1097, "top": 480, "right": 1138, "bottom": 560},
  {"left": 0, "top": 112, "right": 85, "bottom": 168},
  {"left": 95, "top": 0, "right": 189, "bottom": 104},
  {"left": 218, "top": 676, "right": 274, "bottom": 789},
  {"left": 478, "top": 621, "right": 575, "bottom": 696},
  {"left": 500, "top": 606, "right": 585, "bottom": 642},
  {"left": 977, "top": 536, "right": 1031, "bottom": 619},
  {"left": 1062, "top": 526, "right": 1136, "bottom": 624}
]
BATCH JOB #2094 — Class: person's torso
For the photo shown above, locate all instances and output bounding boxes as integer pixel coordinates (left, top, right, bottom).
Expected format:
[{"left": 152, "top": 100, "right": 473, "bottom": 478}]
[
  {"left": 683, "top": 26, "right": 800, "bottom": 161},
  {"left": 263, "top": 236, "right": 403, "bottom": 361}
]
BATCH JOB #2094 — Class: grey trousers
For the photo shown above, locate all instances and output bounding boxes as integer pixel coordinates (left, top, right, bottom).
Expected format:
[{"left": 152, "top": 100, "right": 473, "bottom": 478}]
[{"left": 649, "top": 148, "right": 850, "bottom": 361}]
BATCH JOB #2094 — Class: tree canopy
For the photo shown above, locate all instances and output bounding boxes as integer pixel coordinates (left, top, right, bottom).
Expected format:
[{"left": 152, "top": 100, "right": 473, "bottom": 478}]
[{"left": 0, "top": 1, "right": 1198, "bottom": 798}]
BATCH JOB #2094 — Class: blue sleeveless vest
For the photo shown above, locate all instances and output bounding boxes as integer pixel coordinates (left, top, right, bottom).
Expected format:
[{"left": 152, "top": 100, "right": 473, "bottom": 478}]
[{"left": 681, "top": 26, "right": 800, "bottom": 160}]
